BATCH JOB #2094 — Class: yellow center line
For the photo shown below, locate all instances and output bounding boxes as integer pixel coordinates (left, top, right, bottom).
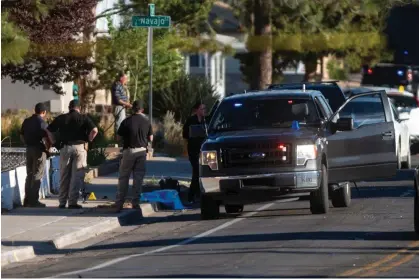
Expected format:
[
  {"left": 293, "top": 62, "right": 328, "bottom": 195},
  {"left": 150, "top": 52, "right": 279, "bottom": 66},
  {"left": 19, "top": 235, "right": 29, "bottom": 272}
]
[
  {"left": 337, "top": 241, "right": 419, "bottom": 277},
  {"left": 360, "top": 254, "right": 416, "bottom": 277}
]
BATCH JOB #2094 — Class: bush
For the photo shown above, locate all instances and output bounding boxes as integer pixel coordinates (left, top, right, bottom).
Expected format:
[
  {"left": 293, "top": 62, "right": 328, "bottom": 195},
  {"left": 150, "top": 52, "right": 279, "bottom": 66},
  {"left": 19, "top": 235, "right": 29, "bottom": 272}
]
[
  {"left": 1, "top": 110, "right": 32, "bottom": 146},
  {"left": 87, "top": 147, "right": 108, "bottom": 167},
  {"left": 162, "top": 111, "right": 185, "bottom": 157},
  {"left": 153, "top": 74, "right": 220, "bottom": 123}
]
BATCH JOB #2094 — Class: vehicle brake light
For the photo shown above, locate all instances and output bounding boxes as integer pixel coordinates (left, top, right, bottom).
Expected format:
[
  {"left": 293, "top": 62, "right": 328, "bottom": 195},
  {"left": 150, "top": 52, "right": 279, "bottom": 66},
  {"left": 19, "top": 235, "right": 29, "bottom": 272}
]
[
  {"left": 278, "top": 144, "right": 287, "bottom": 152},
  {"left": 367, "top": 68, "right": 373, "bottom": 74},
  {"left": 408, "top": 69, "right": 413, "bottom": 81},
  {"left": 288, "top": 100, "right": 293, "bottom": 104}
]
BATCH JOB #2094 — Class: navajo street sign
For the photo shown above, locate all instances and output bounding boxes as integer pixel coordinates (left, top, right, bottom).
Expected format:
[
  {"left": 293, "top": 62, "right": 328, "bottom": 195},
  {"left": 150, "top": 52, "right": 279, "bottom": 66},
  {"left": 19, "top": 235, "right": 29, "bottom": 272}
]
[{"left": 131, "top": 15, "right": 171, "bottom": 28}]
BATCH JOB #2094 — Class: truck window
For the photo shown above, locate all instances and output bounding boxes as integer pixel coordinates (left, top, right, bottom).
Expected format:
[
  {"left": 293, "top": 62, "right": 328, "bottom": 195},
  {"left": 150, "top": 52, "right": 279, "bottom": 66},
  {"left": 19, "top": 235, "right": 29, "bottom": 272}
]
[
  {"left": 339, "top": 95, "right": 386, "bottom": 129},
  {"left": 210, "top": 98, "right": 320, "bottom": 132}
]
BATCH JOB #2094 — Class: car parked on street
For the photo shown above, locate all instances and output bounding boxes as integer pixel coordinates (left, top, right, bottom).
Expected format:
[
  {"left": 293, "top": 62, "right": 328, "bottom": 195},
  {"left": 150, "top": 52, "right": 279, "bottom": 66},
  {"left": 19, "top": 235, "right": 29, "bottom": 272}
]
[
  {"left": 268, "top": 81, "right": 347, "bottom": 113},
  {"left": 189, "top": 89, "right": 398, "bottom": 219},
  {"left": 347, "top": 86, "right": 419, "bottom": 157}
]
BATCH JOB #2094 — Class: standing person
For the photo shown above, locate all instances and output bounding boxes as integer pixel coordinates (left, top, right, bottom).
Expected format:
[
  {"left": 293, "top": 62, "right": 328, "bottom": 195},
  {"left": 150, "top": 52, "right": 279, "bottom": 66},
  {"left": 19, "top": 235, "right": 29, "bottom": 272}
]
[
  {"left": 113, "top": 100, "right": 153, "bottom": 212},
  {"left": 20, "top": 103, "right": 54, "bottom": 207},
  {"left": 182, "top": 102, "right": 207, "bottom": 203},
  {"left": 47, "top": 100, "right": 98, "bottom": 209},
  {"left": 111, "top": 72, "right": 132, "bottom": 139}
]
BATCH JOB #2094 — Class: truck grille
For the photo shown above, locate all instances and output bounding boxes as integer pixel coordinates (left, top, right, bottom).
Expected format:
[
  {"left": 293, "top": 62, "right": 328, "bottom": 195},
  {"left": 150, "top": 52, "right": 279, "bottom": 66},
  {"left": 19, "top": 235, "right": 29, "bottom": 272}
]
[{"left": 221, "top": 142, "right": 292, "bottom": 168}]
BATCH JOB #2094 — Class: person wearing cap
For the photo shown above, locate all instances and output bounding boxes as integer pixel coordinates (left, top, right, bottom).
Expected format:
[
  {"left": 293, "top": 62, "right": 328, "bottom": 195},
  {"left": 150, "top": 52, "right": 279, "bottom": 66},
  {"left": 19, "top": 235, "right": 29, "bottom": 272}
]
[
  {"left": 47, "top": 100, "right": 98, "bottom": 209},
  {"left": 20, "top": 103, "right": 54, "bottom": 207},
  {"left": 111, "top": 72, "right": 132, "bottom": 139},
  {"left": 113, "top": 100, "right": 153, "bottom": 212}
]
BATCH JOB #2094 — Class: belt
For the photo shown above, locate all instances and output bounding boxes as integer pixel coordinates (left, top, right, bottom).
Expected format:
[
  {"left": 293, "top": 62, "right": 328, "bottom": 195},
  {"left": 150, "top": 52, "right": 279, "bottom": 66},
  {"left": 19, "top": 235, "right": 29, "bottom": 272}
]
[{"left": 64, "top": 141, "right": 86, "bottom": 146}]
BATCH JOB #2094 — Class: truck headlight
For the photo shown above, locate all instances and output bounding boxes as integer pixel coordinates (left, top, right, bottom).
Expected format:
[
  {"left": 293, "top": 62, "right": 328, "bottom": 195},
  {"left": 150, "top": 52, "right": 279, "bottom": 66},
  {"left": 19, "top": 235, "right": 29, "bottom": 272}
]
[
  {"left": 200, "top": 151, "right": 218, "bottom": 170},
  {"left": 296, "top": 145, "right": 317, "bottom": 166}
]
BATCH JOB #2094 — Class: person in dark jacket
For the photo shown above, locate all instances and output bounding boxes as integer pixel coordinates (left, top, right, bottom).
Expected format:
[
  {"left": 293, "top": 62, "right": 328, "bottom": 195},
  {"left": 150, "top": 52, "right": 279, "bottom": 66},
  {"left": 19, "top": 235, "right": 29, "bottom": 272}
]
[
  {"left": 20, "top": 103, "right": 53, "bottom": 207},
  {"left": 182, "top": 102, "right": 208, "bottom": 203}
]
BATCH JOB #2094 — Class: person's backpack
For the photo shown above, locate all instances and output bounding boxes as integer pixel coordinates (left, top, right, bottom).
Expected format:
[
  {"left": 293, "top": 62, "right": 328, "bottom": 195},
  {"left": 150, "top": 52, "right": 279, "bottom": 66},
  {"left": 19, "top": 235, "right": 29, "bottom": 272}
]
[{"left": 159, "top": 177, "right": 181, "bottom": 193}]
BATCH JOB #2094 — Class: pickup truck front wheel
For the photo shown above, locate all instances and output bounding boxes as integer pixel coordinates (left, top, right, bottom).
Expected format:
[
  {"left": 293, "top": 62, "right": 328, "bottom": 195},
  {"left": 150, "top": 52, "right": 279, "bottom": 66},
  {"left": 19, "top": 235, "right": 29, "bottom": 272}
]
[
  {"left": 310, "top": 164, "right": 329, "bottom": 214},
  {"left": 201, "top": 194, "right": 220, "bottom": 220},
  {"left": 225, "top": 204, "right": 244, "bottom": 214},
  {"left": 331, "top": 182, "right": 351, "bottom": 208}
]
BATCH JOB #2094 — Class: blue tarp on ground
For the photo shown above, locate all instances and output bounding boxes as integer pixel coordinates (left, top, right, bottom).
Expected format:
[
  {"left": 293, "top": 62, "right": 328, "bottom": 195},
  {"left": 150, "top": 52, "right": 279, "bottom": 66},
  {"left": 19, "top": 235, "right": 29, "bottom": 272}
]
[{"left": 140, "top": 189, "right": 186, "bottom": 210}]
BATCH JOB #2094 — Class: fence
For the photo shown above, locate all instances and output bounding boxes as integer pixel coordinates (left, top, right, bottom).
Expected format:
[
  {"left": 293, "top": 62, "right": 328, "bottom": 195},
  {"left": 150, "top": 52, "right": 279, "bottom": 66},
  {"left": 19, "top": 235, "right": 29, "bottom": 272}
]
[{"left": 1, "top": 147, "right": 60, "bottom": 211}]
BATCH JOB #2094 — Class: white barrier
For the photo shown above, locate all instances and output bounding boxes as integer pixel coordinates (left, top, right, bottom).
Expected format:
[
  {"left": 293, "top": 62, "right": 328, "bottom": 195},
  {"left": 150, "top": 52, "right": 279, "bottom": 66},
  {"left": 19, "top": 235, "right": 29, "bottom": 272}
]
[
  {"left": 14, "top": 166, "right": 27, "bottom": 206},
  {"left": 51, "top": 156, "right": 60, "bottom": 193},
  {"left": 1, "top": 170, "right": 17, "bottom": 210},
  {"left": 1, "top": 148, "right": 60, "bottom": 210}
]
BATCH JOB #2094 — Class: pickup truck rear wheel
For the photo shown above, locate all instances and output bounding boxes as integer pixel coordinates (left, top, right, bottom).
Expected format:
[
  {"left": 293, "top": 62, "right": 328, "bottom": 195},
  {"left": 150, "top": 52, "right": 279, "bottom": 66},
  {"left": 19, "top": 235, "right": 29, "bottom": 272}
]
[
  {"left": 310, "top": 164, "right": 329, "bottom": 214},
  {"left": 201, "top": 194, "right": 220, "bottom": 220},
  {"left": 225, "top": 204, "right": 244, "bottom": 214},
  {"left": 331, "top": 182, "right": 351, "bottom": 208},
  {"left": 414, "top": 179, "right": 419, "bottom": 234}
]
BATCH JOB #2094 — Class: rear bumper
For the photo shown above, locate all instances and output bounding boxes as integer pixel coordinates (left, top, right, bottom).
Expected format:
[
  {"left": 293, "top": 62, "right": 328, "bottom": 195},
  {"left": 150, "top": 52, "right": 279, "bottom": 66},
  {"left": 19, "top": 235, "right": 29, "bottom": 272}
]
[{"left": 200, "top": 170, "right": 321, "bottom": 194}]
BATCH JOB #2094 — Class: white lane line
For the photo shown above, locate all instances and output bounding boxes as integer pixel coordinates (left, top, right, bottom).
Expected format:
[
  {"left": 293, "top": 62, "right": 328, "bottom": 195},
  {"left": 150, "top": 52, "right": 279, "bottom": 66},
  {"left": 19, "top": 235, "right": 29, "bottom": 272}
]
[{"left": 48, "top": 202, "right": 275, "bottom": 278}]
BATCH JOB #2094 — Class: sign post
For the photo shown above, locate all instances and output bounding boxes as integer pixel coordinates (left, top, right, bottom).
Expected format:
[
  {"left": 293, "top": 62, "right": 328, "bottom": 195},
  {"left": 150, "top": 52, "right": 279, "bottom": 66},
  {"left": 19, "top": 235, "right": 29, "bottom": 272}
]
[{"left": 131, "top": 4, "right": 171, "bottom": 124}]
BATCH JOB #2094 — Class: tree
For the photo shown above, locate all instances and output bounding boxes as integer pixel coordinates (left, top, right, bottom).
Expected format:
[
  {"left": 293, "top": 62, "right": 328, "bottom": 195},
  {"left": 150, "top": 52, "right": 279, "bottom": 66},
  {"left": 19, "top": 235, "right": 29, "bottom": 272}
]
[
  {"left": 93, "top": 16, "right": 184, "bottom": 103},
  {"left": 1, "top": 0, "right": 97, "bottom": 94},
  {"left": 1, "top": 12, "right": 30, "bottom": 65}
]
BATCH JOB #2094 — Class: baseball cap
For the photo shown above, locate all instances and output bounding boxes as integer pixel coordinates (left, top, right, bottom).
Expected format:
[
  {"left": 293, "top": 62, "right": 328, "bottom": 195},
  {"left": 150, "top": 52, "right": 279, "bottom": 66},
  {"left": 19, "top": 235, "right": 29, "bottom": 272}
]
[
  {"left": 34, "top": 103, "right": 47, "bottom": 114},
  {"left": 69, "top": 99, "right": 80, "bottom": 109},
  {"left": 132, "top": 100, "right": 144, "bottom": 110}
]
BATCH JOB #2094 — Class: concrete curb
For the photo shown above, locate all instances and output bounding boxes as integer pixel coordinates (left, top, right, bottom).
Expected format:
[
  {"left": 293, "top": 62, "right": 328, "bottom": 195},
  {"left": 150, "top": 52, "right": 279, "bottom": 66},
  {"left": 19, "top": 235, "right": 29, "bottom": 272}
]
[
  {"left": 1, "top": 202, "right": 158, "bottom": 267},
  {"left": 1, "top": 246, "right": 35, "bottom": 267}
]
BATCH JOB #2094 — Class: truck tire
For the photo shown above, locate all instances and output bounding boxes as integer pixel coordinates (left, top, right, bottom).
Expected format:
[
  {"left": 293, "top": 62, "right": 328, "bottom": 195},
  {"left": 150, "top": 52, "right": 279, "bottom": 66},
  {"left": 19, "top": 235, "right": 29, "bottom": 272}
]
[
  {"left": 414, "top": 179, "right": 419, "bottom": 234},
  {"left": 225, "top": 204, "right": 244, "bottom": 214},
  {"left": 331, "top": 182, "right": 351, "bottom": 208},
  {"left": 310, "top": 164, "right": 329, "bottom": 214},
  {"left": 401, "top": 146, "right": 411, "bottom": 169},
  {"left": 201, "top": 194, "right": 220, "bottom": 220}
]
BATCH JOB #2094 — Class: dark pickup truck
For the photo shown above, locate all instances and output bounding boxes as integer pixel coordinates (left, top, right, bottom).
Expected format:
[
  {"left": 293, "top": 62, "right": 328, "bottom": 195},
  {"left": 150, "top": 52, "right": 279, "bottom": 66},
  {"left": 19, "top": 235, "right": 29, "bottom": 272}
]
[{"left": 190, "top": 89, "right": 398, "bottom": 220}]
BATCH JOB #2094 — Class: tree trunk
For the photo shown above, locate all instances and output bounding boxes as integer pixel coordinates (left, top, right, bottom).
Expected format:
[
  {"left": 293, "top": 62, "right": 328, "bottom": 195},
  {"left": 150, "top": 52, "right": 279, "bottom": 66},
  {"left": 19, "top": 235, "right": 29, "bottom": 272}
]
[
  {"left": 303, "top": 53, "right": 319, "bottom": 82},
  {"left": 251, "top": 0, "right": 272, "bottom": 90}
]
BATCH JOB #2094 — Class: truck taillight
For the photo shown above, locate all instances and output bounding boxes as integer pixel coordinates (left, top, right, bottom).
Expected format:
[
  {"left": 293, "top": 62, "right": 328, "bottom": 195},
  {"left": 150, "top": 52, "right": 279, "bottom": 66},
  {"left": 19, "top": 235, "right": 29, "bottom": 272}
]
[{"left": 408, "top": 69, "right": 413, "bottom": 81}]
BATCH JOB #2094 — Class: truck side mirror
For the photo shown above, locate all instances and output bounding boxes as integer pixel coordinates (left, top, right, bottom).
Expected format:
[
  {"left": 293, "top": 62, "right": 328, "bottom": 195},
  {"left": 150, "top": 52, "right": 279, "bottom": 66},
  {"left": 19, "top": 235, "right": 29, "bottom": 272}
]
[
  {"left": 189, "top": 124, "right": 207, "bottom": 138},
  {"left": 335, "top": 117, "right": 354, "bottom": 131}
]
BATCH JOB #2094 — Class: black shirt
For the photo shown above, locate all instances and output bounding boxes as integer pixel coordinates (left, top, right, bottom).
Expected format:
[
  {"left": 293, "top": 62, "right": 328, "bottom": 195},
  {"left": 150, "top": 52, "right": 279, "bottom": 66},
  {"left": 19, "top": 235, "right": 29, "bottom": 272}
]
[
  {"left": 20, "top": 114, "right": 48, "bottom": 149},
  {"left": 47, "top": 110, "right": 96, "bottom": 145},
  {"left": 182, "top": 115, "right": 208, "bottom": 155},
  {"left": 118, "top": 113, "right": 153, "bottom": 149}
]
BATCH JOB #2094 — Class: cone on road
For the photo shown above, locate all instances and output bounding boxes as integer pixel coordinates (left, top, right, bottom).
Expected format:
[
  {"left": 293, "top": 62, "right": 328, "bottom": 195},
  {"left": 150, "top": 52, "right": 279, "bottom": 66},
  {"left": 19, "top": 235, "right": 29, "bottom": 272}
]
[{"left": 88, "top": 192, "right": 97, "bottom": 200}]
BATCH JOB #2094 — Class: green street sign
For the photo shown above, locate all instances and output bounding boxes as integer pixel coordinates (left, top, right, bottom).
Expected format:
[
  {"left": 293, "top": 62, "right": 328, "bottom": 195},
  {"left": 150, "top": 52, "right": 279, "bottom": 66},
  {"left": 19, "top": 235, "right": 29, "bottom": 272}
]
[
  {"left": 132, "top": 15, "right": 171, "bottom": 28},
  {"left": 149, "top": 4, "right": 155, "bottom": 16}
]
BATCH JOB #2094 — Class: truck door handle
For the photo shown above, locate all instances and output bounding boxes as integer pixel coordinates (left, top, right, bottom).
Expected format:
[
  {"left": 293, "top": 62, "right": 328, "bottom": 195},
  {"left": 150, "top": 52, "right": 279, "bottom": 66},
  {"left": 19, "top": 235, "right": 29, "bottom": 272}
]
[{"left": 382, "top": 131, "right": 393, "bottom": 137}]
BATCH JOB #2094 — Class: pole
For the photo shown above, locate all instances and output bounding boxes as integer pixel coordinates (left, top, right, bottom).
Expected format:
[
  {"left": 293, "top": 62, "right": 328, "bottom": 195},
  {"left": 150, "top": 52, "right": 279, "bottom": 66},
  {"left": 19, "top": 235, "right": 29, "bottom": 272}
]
[
  {"left": 148, "top": 3, "right": 154, "bottom": 124},
  {"left": 148, "top": 27, "right": 153, "bottom": 124}
]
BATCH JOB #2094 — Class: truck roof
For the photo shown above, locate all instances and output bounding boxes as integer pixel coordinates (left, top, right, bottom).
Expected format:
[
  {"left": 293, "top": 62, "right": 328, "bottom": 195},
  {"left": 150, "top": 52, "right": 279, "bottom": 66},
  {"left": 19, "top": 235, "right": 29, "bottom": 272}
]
[{"left": 225, "top": 89, "right": 323, "bottom": 101}]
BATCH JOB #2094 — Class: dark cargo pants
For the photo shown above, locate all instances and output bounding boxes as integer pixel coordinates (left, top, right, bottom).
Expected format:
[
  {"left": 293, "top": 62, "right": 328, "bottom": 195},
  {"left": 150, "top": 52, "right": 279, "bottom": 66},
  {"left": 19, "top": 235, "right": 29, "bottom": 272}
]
[
  {"left": 59, "top": 144, "right": 87, "bottom": 206},
  {"left": 115, "top": 148, "right": 147, "bottom": 209},
  {"left": 24, "top": 146, "right": 47, "bottom": 206}
]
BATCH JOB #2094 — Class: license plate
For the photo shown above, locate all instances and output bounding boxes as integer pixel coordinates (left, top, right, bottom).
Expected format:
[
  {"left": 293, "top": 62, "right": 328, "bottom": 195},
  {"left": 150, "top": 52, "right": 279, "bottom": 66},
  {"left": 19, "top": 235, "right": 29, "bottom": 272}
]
[{"left": 296, "top": 172, "right": 319, "bottom": 188}]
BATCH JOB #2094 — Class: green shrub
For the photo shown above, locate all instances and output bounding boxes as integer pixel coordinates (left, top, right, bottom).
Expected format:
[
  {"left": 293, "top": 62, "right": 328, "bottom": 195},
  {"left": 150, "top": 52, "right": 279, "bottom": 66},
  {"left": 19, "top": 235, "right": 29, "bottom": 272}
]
[
  {"left": 162, "top": 111, "right": 185, "bottom": 157},
  {"left": 327, "top": 58, "right": 349, "bottom": 81},
  {"left": 87, "top": 147, "right": 108, "bottom": 167},
  {"left": 153, "top": 74, "right": 220, "bottom": 123}
]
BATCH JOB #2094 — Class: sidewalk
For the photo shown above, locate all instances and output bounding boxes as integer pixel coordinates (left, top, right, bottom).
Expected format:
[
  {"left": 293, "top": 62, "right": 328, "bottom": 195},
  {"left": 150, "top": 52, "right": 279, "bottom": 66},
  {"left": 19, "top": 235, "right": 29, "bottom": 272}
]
[{"left": 1, "top": 156, "right": 192, "bottom": 267}]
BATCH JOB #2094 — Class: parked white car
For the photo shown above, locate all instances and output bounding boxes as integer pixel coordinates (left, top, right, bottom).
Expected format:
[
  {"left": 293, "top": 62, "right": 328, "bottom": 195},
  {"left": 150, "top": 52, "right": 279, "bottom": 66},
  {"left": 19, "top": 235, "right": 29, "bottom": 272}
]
[
  {"left": 387, "top": 91, "right": 419, "bottom": 154},
  {"left": 345, "top": 87, "right": 412, "bottom": 168}
]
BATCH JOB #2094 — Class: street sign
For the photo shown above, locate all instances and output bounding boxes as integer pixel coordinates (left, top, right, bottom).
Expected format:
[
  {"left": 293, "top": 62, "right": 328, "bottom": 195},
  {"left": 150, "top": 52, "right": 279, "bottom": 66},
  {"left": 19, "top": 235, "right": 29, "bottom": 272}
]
[
  {"left": 149, "top": 3, "right": 155, "bottom": 16},
  {"left": 131, "top": 15, "right": 171, "bottom": 28}
]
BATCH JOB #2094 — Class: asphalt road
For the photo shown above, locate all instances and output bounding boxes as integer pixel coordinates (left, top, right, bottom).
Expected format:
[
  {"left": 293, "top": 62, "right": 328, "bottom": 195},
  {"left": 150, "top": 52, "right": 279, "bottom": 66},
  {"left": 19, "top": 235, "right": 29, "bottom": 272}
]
[{"left": 3, "top": 157, "right": 419, "bottom": 278}]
